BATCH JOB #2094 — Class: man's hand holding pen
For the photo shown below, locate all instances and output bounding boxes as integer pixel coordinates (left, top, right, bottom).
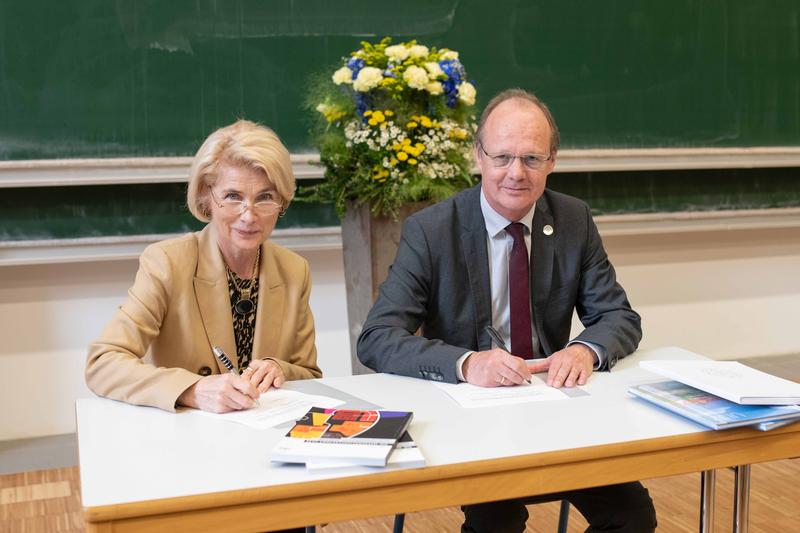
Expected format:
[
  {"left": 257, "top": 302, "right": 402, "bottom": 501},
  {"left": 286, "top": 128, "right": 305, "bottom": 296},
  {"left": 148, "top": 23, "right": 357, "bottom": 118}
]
[{"left": 473, "top": 325, "right": 593, "bottom": 389}]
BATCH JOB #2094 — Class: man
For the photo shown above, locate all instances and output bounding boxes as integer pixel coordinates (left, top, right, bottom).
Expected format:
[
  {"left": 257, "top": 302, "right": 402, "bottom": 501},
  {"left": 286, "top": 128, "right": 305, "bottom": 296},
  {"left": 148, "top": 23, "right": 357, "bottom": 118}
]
[{"left": 357, "top": 89, "right": 656, "bottom": 532}]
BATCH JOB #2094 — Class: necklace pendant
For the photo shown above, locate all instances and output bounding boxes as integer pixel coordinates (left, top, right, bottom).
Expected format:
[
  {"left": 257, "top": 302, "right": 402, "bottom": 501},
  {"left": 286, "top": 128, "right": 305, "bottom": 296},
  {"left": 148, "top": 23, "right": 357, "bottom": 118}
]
[{"left": 234, "top": 298, "right": 255, "bottom": 315}]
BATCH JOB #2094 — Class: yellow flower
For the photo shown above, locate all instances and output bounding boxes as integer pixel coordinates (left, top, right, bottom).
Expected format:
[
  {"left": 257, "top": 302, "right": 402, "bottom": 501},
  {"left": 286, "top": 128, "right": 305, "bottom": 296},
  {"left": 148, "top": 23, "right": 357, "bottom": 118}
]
[
  {"left": 384, "top": 110, "right": 394, "bottom": 116},
  {"left": 332, "top": 66, "right": 353, "bottom": 85},
  {"left": 402, "top": 145, "right": 420, "bottom": 156},
  {"left": 408, "top": 158, "right": 418, "bottom": 165},
  {"left": 406, "top": 121, "right": 418, "bottom": 129},
  {"left": 363, "top": 110, "right": 373, "bottom": 117},
  {"left": 425, "top": 81, "right": 443, "bottom": 95},
  {"left": 389, "top": 158, "right": 398, "bottom": 166},
  {"left": 402, "top": 65, "right": 429, "bottom": 90},
  {"left": 458, "top": 81, "right": 477, "bottom": 106},
  {"left": 316, "top": 103, "right": 345, "bottom": 123},
  {"left": 373, "top": 168, "right": 390, "bottom": 181},
  {"left": 409, "top": 44, "right": 429, "bottom": 58},
  {"left": 353, "top": 66, "right": 383, "bottom": 92},
  {"left": 424, "top": 62, "right": 444, "bottom": 78},
  {"left": 450, "top": 128, "right": 468, "bottom": 140},
  {"left": 385, "top": 44, "right": 410, "bottom": 61},
  {"left": 401, "top": 139, "right": 412, "bottom": 145},
  {"left": 397, "top": 152, "right": 409, "bottom": 161},
  {"left": 440, "top": 49, "right": 459, "bottom": 61},
  {"left": 415, "top": 143, "right": 425, "bottom": 152},
  {"left": 419, "top": 116, "right": 433, "bottom": 128},
  {"left": 367, "top": 111, "right": 386, "bottom": 126}
]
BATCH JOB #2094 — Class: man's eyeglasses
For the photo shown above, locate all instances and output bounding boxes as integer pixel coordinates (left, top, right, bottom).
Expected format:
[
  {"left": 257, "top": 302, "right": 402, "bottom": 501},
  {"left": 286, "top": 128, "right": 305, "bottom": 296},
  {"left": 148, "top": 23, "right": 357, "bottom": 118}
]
[
  {"left": 209, "top": 187, "right": 283, "bottom": 216},
  {"left": 478, "top": 143, "right": 552, "bottom": 170}
]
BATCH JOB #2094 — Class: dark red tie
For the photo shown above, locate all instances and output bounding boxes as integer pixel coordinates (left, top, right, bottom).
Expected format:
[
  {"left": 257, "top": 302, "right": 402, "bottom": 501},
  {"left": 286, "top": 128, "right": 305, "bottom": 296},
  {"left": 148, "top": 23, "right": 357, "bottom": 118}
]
[{"left": 506, "top": 223, "right": 534, "bottom": 359}]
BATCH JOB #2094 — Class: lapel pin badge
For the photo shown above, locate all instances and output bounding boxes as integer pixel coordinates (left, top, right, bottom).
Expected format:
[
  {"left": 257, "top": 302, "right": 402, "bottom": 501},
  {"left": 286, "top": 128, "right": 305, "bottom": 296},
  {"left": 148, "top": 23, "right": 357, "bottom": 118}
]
[{"left": 543, "top": 224, "right": 554, "bottom": 236}]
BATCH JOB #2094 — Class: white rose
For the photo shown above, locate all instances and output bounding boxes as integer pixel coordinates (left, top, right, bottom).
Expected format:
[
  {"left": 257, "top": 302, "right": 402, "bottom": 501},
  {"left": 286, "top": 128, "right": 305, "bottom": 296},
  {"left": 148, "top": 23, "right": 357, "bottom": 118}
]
[
  {"left": 424, "top": 61, "right": 444, "bottom": 78},
  {"left": 403, "top": 65, "right": 429, "bottom": 90},
  {"left": 439, "top": 49, "right": 459, "bottom": 61},
  {"left": 408, "top": 44, "right": 429, "bottom": 58},
  {"left": 352, "top": 67, "right": 383, "bottom": 92},
  {"left": 385, "top": 44, "right": 410, "bottom": 61},
  {"left": 332, "top": 66, "right": 352, "bottom": 85},
  {"left": 425, "top": 81, "right": 443, "bottom": 95},
  {"left": 458, "top": 81, "right": 476, "bottom": 105}
]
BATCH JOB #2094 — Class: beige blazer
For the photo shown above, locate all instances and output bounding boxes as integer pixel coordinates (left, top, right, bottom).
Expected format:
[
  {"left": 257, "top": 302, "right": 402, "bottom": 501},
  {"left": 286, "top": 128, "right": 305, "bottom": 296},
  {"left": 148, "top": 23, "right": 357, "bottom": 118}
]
[{"left": 86, "top": 224, "right": 321, "bottom": 411}]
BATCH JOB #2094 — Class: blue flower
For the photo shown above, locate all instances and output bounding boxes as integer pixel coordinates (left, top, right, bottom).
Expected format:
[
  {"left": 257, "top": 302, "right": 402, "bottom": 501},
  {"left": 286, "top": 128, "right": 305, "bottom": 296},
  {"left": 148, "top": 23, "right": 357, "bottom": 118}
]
[
  {"left": 355, "top": 93, "right": 370, "bottom": 120},
  {"left": 347, "top": 57, "right": 366, "bottom": 80},
  {"left": 439, "top": 60, "right": 465, "bottom": 108},
  {"left": 439, "top": 60, "right": 465, "bottom": 83}
]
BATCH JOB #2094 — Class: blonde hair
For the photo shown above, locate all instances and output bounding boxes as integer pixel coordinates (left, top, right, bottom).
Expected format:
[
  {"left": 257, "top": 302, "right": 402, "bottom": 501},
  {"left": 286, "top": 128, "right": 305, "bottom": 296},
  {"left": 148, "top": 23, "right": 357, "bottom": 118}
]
[{"left": 187, "top": 119, "right": 295, "bottom": 222}]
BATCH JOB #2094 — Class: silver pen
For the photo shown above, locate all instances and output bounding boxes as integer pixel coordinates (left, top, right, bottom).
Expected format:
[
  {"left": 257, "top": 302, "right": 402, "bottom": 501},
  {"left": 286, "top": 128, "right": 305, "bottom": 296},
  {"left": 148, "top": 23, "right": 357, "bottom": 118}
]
[
  {"left": 212, "top": 346, "right": 259, "bottom": 406},
  {"left": 485, "top": 326, "right": 532, "bottom": 385}
]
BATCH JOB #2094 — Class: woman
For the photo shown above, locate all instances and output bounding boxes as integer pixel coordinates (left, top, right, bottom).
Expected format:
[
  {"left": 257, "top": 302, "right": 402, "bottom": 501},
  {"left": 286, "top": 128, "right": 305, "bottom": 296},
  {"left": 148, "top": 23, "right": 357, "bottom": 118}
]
[{"left": 86, "top": 120, "right": 321, "bottom": 413}]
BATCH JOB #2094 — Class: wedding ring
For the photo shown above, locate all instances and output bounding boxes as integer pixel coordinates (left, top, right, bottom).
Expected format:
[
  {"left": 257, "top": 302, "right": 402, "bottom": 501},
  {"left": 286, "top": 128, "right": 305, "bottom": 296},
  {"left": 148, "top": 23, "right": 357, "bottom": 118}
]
[{"left": 500, "top": 376, "right": 506, "bottom": 385}]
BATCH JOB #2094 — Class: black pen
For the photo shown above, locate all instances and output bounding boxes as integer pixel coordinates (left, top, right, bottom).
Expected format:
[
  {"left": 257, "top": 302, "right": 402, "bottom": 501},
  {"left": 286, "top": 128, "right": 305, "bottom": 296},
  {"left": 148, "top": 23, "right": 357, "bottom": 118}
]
[
  {"left": 212, "top": 346, "right": 259, "bottom": 406},
  {"left": 485, "top": 326, "right": 532, "bottom": 385}
]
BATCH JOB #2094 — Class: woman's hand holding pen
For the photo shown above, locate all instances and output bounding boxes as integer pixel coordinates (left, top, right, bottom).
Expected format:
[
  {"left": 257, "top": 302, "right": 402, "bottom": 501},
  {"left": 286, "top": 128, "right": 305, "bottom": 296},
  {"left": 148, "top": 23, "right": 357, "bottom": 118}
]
[
  {"left": 243, "top": 358, "right": 285, "bottom": 393},
  {"left": 177, "top": 374, "right": 260, "bottom": 413}
]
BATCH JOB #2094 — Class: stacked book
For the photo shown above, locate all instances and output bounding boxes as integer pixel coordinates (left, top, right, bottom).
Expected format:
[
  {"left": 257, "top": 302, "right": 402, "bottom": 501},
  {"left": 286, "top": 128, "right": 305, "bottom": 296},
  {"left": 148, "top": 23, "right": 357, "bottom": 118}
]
[
  {"left": 629, "top": 360, "right": 800, "bottom": 431},
  {"left": 271, "top": 407, "right": 424, "bottom": 470}
]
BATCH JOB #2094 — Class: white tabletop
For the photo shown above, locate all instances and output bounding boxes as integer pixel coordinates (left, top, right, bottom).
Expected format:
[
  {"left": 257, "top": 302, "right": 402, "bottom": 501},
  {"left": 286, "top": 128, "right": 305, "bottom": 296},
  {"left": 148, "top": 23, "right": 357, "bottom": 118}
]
[{"left": 77, "top": 346, "right": 706, "bottom": 508}]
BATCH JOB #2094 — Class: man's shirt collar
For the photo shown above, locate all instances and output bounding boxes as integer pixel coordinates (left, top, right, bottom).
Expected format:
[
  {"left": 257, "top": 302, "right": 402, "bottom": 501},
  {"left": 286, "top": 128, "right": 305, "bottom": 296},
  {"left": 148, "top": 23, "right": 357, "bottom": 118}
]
[{"left": 479, "top": 187, "right": 536, "bottom": 238}]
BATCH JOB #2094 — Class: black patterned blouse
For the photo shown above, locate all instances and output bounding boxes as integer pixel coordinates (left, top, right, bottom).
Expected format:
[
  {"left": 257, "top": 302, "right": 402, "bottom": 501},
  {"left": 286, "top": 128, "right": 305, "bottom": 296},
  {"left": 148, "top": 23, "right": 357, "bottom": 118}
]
[{"left": 226, "top": 270, "right": 259, "bottom": 371}]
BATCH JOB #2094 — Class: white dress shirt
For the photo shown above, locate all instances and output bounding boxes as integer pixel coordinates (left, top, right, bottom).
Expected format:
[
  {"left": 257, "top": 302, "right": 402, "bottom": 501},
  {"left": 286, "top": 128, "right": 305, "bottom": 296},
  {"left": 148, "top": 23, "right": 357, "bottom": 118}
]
[{"left": 455, "top": 189, "right": 603, "bottom": 380}]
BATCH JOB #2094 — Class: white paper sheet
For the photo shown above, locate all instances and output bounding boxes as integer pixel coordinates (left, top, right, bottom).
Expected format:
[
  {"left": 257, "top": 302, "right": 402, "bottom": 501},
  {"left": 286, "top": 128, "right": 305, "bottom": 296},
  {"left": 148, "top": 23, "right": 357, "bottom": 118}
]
[
  {"left": 185, "top": 388, "right": 344, "bottom": 429},
  {"left": 640, "top": 360, "right": 800, "bottom": 405},
  {"left": 433, "top": 375, "right": 570, "bottom": 408}
]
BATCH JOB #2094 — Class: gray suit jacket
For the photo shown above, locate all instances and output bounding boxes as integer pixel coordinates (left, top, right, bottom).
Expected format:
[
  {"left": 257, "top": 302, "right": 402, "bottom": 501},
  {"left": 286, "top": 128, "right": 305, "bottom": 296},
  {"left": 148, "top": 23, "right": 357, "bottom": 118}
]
[{"left": 357, "top": 184, "right": 641, "bottom": 383}]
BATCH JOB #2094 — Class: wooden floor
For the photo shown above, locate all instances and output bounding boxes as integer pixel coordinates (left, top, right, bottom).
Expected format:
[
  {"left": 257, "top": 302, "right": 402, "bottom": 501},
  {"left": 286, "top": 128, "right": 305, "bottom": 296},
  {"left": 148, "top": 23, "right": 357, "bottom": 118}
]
[{"left": 1, "top": 458, "right": 798, "bottom": 532}]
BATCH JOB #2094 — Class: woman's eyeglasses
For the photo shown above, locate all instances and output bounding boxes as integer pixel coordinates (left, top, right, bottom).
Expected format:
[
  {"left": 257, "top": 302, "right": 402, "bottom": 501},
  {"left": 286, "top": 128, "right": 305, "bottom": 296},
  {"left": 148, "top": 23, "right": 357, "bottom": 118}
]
[{"left": 209, "top": 188, "right": 283, "bottom": 216}]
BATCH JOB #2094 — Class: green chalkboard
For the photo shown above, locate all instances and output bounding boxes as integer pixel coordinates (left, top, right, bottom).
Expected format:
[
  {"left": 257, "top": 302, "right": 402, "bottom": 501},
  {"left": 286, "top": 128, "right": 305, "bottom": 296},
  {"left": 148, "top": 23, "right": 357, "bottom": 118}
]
[
  {"left": 0, "top": 183, "right": 339, "bottom": 241},
  {"left": 2, "top": 167, "right": 799, "bottom": 241},
  {"left": 2, "top": 0, "right": 799, "bottom": 160}
]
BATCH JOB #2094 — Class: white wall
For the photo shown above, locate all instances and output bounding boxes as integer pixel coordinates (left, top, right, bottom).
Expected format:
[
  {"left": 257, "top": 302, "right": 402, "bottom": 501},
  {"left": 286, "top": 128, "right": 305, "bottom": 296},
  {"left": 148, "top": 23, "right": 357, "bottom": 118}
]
[
  {"left": 0, "top": 248, "right": 350, "bottom": 440},
  {"left": 603, "top": 226, "right": 800, "bottom": 359},
  {"left": 1, "top": 223, "right": 799, "bottom": 441}
]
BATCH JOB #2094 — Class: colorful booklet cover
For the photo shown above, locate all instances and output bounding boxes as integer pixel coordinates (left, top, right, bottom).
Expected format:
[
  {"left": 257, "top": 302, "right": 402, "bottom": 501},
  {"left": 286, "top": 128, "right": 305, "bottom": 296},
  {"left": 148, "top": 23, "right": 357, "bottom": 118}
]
[
  {"left": 640, "top": 360, "right": 800, "bottom": 405},
  {"left": 628, "top": 380, "right": 800, "bottom": 430},
  {"left": 305, "top": 431, "right": 426, "bottom": 472},
  {"left": 271, "top": 407, "right": 413, "bottom": 467}
]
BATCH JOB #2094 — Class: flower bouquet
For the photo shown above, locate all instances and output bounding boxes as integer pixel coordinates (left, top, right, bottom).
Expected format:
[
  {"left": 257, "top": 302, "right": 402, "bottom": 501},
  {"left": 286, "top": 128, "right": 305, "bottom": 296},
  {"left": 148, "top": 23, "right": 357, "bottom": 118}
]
[{"left": 304, "top": 37, "right": 478, "bottom": 217}]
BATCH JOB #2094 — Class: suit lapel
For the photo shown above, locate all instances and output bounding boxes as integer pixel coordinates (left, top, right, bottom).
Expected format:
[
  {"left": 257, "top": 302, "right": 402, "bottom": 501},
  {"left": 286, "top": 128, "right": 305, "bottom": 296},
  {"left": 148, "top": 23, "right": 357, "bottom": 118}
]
[
  {"left": 194, "top": 225, "right": 238, "bottom": 373},
  {"left": 253, "top": 242, "right": 284, "bottom": 362},
  {"left": 458, "top": 186, "right": 493, "bottom": 352},
  {"left": 531, "top": 194, "right": 555, "bottom": 355}
]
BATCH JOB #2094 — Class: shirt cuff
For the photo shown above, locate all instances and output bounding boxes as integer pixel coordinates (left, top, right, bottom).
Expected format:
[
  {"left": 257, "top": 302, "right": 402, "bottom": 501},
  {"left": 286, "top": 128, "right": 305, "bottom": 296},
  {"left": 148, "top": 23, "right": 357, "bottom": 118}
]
[
  {"left": 455, "top": 351, "right": 473, "bottom": 382},
  {"left": 568, "top": 341, "right": 604, "bottom": 370}
]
